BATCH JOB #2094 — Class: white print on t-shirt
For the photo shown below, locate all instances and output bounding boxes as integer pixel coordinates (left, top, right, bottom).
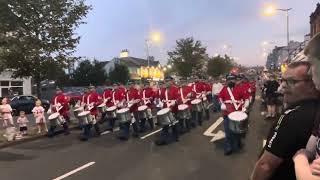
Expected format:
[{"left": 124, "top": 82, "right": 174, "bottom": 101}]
[{"left": 268, "top": 132, "right": 278, "bottom": 148}]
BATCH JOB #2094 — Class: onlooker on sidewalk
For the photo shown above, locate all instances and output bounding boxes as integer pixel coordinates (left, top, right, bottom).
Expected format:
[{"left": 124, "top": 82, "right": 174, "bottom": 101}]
[
  {"left": 32, "top": 100, "right": 48, "bottom": 134},
  {"left": 264, "top": 74, "right": 280, "bottom": 118},
  {"left": 0, "top": 97, "right": 16, "bottom": 141},
  {"left": 250, "top": 61, "right": 320, "bottom": 180},
  {"left": 212, "top": 78, "right": 223, "bottom": 112},
  {"left": 16, "top": 111, "right": 29, "bottom": 135},
  {"left": 292, "top": 33, "right": 320, "bottom": 180}
]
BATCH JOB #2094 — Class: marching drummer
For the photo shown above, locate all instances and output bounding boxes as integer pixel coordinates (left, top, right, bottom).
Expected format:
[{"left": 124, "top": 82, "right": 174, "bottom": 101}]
[
  {"left": 118, "top": 81, "right": 140, "bottom": 140},
  {"left": 191, "top": 77, "right": 205, "bottom": 126},
  {"left": 155, "top": 77, "right": 180, "bottom": 146},
  {"left": 80, "top": 85, "right": 102, "bottom": 141},
  {"left": 48, "top": 87, "right": 70, "bottom": 137},
  {"left": 105, "top": 83, "right": 126, "bottom": 131},
  {"left": 203, "top": 80, "right": 212, "bottom": 120},
  {"left": 139, "top": 81, "right": 155, "bottom": 132},
  {"left": 177, "top": 79, "right": 195, "bottom": 133},
  {"left": 218, "top": 74, "right": 249, "bottom": 155}
]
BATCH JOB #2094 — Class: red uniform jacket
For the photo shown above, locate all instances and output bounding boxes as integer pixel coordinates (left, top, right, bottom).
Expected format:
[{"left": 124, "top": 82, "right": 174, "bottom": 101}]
[
  {"left": 218, "top": 85, "right": 246, "bottom": 116},
  {"left": 192, "top": 81, "right": 204, "bottom": 96},
  {"left": 86, "top": 92, "right": 102, "bottom": 116},
  {"left": 127, "top": 87, "right": 141, "bottom": 113},
  {"left": 159, "top": 85, "right": 180, "bottom": 113},
  {"left": 111, "top": 89, "right": 126, "bottom": 107},
  {"left": 51, "top": 93, "right": 70, "bottom": 118},
  {"left": 102, "top": 89, "right": 114, "bottom": 107},
  {"left": 204, "top": 83, "right": 212, "bottom": 93},
  {"left": 239, "top": 82, "right": 251, "bottom": 100},
  {"left": 177, "top": 86, "right": 196, "bottom": 109},
  {"left": 141, "top": 87, "right": 156, "bottom": 109},
  {"left": 250, "top": 81, "right": 257, "bottom": 95}
]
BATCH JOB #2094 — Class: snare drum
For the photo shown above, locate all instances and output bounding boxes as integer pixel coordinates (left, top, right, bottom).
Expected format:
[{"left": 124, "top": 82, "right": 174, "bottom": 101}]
[
  {"left": 77, "top": 111, "right": 93, "bottom": 125},
  {"left": 97, "top": 104, "right": 107, "bottom": 113},
  {"left": 48, "top": 113, "right": 61, "bottom": 127},
  {"left": 178, "top": 104, "right": 191, "bottom": 119},
  {"left": 156, "top": 108, "right": 176, "bottom": 126},
  {"left": 191, "top": 99, "right": 203, "bottom": 112},
  {"left": 106, "top": 106, "right": 117, "bottom": 119},
  {"left": 228, "top": 111, "right": 248, "bottom": 134},
  {"left": 116, "top": 108, "right": 131, "bottom": 123},
  {"left": 138, "top": 105, "right": 148, "bottom": 119},
  {"left": 73, "top": 107, "right": 83, "bottom": 118}
]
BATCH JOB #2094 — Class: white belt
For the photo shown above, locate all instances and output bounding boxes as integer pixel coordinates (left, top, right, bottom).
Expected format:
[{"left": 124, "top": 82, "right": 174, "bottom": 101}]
[{"left": 224, "top": 100, "right": 241, "bottom": 104}]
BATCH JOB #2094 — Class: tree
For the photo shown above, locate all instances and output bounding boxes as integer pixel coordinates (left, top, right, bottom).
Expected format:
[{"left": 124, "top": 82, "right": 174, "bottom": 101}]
[
  {"left": 207, "top": 55, "right": 234, "bottom": 78},
  {"left": 72, "top": 59, "right": 108, "bottom": 86},
  {"left": 168, "top": 37, "right": 207, "bottom": 77},
  {"left": 0, "top": 0, "right": 91, "bottom": 97},
  {"left": 108, "top": 64, "right": 130, "bottom": 84}
]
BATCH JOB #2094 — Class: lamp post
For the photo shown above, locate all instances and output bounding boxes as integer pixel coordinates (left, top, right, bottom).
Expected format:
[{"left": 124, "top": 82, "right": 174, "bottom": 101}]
[
  {"left": 263, "top": 5, "right": 292, "bottom": 62},
  {"left": 145, "top": 31, "right": 163, "bottom": 80}
]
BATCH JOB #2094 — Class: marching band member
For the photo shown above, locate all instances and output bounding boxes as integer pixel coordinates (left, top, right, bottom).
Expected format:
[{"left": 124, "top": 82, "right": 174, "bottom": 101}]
[
  {"left": 118, "top": 81, "right": 140, "bottom": 140},
  {"left": 139, "top": 81, "right": 155, "bottom": 132},
  {"left": 177, "top": 79, "right": 195, "bottom": 133},
  {"left": 48, "top": 87, "right": 70, "bottom": 137},
  {"left": 191, "top": 77, "right": 205, "bottom": 126},
  {"left": 218, "top": 74, "right": 249, "bottom": 156},
  {"left": 155, "top": 77, "right": 180, "bottom": 145},
  {"left": 80, "top": 86, "right": 102, "bottom": 141},
  {"left": 105, "top": 83, "right": 126, "bottom": 131},
  {"left": 203, "top": 80, "right": 212, "bottom": 120}
]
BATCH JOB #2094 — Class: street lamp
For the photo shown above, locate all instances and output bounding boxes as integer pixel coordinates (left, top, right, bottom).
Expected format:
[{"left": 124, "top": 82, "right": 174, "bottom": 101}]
[
  {"left": 263, "top": 4, "right": 292, "bottom": 62},
  {"left": 222, "top": 44, "right": 232, "bottom": 56},
  {"left": 145, "top": 30, "right": 164, "bottom": 79}
]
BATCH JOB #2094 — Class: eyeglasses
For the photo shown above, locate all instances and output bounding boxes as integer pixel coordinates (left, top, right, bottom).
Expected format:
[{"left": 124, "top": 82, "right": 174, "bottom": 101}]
[{"left": 280, "top": 77, "right": 311, "bottom": 86}]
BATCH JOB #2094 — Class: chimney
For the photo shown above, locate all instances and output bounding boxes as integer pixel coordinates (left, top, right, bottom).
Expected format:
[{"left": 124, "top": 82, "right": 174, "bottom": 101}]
[{"left": 120, "top": 49, "right": 129, "bottom": 58}]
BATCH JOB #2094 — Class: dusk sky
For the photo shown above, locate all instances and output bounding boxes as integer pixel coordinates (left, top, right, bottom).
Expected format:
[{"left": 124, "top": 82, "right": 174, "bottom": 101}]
[{"left": 75, "top": 0, "right": 319, "bottom": 66}]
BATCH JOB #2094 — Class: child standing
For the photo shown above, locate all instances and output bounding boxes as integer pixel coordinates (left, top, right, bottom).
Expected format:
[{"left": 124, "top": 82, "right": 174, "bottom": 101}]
[
  {"left": 32, "top": 100, "right": 48, "bottom": 133},
  {"left": 0, "top": 98, "right": 14, "bottom": 127},
  {"left": 16, "top": 111, "right": 29, "bottom": 135}
]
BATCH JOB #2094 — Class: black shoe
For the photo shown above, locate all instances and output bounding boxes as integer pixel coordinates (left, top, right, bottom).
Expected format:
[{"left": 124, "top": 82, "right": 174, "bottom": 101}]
[
  {"left": 155, "top": 140, "right": 167, "bottom": 146},
  {"left": 224, "top": 150, "right": 232, "bottom": 156},
  {"left": 118, "top": 136, "right": 129, "bottom": 141},
  {"left": 132, "top": 133, "right": 139, "bottom": 138},
  {"left": 80, "top": 137, "right": 88, "bottom": 141}
]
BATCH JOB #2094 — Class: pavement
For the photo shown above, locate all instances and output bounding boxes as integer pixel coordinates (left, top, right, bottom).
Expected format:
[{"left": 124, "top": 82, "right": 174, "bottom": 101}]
[{"left": 0, "top": 97, "right": 274, "bottom": 180}]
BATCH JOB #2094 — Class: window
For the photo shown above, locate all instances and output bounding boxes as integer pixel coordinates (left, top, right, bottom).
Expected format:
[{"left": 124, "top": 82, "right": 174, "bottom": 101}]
[
  {"left": 10, "top": 87, "right": 23, "bottom": 95},
  {"left": 11, "top": 81, "right": 23, "bottom": 86},
  {"left": 0, "top": 81, "right": 9, "bottom": 86}
]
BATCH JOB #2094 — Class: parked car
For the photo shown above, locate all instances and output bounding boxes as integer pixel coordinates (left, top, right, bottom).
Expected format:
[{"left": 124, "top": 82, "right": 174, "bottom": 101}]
[{"left": 10, "top": 95, "right": 50, "bottom": 116}]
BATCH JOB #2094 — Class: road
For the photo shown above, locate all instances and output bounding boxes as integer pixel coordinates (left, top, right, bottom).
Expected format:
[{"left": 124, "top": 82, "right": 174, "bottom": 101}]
[{"left": 0, "top": 98, "right": 273, "bottom": 180}]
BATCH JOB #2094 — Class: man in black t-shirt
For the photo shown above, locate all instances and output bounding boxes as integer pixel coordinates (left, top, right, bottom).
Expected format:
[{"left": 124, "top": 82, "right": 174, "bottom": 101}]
[{"left": 250, "top": 61, "right": 320, "bottom": 180}]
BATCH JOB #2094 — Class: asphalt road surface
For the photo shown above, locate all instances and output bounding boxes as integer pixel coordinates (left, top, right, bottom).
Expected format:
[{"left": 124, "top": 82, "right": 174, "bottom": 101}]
[{"left": 0, "top": 98, "right": 273, "bottom": 180}]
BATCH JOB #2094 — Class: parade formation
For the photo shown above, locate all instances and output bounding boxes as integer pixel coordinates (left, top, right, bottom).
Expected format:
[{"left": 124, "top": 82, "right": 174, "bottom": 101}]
[{"left": 41, "top": 74, "right": 256, "bottom": 152}]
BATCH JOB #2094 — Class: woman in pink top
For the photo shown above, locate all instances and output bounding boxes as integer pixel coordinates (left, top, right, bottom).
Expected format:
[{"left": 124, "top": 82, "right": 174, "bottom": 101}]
[
  {"left": 0, "top": 98, "right": 13, "bottom": 127},
  {"left": 32, "top": 100, "right": 48, "bottom": 133}
]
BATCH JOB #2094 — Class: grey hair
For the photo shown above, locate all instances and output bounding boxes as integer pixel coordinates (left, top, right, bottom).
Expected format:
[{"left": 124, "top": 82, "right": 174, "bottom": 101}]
[{"left": 308, "top": 56, "right": 320, "bottom": 90}]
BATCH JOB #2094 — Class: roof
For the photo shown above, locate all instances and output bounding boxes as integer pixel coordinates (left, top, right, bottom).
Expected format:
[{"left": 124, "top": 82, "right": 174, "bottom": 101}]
[{"left": 118, "top": 57, "right": 160, "bottom": 67}]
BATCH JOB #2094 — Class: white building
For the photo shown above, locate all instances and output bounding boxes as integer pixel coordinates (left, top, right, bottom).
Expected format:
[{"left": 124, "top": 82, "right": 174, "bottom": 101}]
[{"left": 0, "top": 70, "right": 32, "bottom": 97}]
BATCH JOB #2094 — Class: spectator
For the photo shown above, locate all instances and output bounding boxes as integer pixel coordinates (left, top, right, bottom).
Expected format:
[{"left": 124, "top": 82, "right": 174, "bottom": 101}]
[
  {"left": 292, "top": 33, "right": 320, "bottom": 180},
  {"left": 264, "top": 74, "right": 280, "bottom": 118},
  {"left": 212, "top": 78, "right": 223, "bottom": 112},
  {"left": 16, "top": 111, "right": 29, "bottom": 135},
  {"left": 250, "top": 61, "right": 319, "bottom": 180},
  {"left": 32, "top": 100, "right": 48, "bottom": 134}
]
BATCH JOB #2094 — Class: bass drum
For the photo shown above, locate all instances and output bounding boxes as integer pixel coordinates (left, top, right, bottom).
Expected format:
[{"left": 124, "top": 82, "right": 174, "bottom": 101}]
[
  {"left": 228, "top": 111, "right": 248, "bottom": 134},
  {"left": 48, "top": 112, "right": 61, "bottom": 127},
  {"left": 116, "top": 108, "right": 131, "bottom": 123},
  {"left": 191, "top": 99, "right": 202, "bottom": 112},
  {"left": 178, "top": 104, "right": 191, "bottom": 119},
  {"left": 138, "top": 105, "right": 148, "bottom": 119},
  {"left": 156, "top": 108, "right": 176, "bottom": 126},
  {"left": 106, "top": 106, "right": 117, "bottom": 119},
  {"left": 77, "top": 111, "right": 93, "bottom": 126}
]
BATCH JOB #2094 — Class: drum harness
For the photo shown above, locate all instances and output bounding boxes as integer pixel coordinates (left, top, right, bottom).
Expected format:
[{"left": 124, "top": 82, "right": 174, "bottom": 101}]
[{"left": 225, "top": 87, "right": 243, "bottom": 111}]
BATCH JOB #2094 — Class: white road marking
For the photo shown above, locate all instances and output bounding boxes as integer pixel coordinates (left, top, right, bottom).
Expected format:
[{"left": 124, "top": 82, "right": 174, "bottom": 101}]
[
  {"left": 101, "top": 127, "right": 120, "bottom": 135},
  {"left": 203, "top": 117, "right": 224, "bottom": 136},
  {"left": 210, "top": 130, "right": 225, "bottom": 142},
  {"left": 140, "top": 128, "right": 162, "bottom": 139},
  {"left": 263, "top": 139, "right": 267, "bottom": 147},
  {"left": 203, "top": 117, "right": 225, "bottom": 142},
  {"left": 53, "top": 162, "right": 95, "bottom": 180}
]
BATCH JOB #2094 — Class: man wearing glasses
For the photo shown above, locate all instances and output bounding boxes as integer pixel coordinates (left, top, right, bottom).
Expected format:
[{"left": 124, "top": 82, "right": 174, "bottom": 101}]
[{"left": 251, "top": 61, "right": 320, "bottom": 180}]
